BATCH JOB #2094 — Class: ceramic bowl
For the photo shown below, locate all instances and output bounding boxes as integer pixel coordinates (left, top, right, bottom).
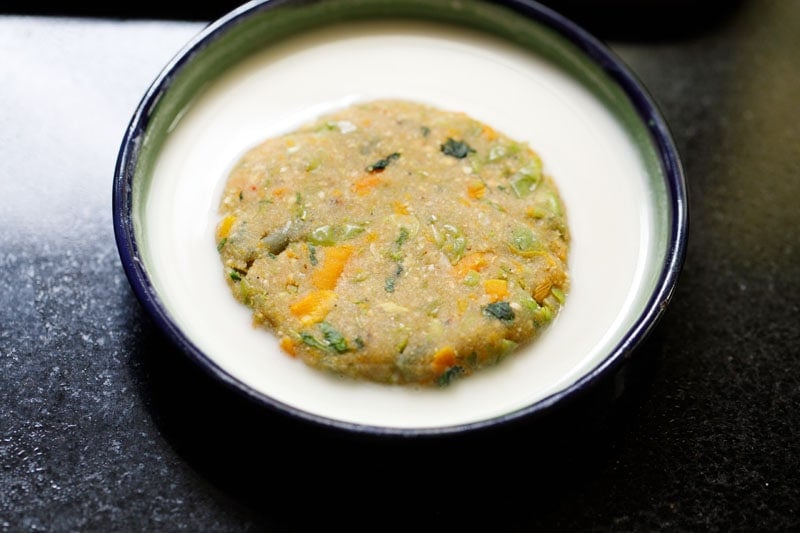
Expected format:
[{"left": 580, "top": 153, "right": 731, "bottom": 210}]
[{"left": 113, "top": 0, "right": 687, "bottom": 437}]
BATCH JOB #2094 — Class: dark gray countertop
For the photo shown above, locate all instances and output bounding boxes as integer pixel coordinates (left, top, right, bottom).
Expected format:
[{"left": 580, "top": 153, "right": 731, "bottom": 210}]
[{"left": 2, "top": 2, "right": 798, "bottom": 531}]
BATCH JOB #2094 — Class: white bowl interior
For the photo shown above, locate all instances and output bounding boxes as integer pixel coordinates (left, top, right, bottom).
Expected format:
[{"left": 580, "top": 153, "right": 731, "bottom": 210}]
[{"left": 135, "top": 15, "right": 667, "bottom": 430}]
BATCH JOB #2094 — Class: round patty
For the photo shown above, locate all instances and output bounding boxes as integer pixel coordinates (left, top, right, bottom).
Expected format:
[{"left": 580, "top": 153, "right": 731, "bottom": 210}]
[{"left": 215, "top": 99, "right": 570, "bottom": 386}]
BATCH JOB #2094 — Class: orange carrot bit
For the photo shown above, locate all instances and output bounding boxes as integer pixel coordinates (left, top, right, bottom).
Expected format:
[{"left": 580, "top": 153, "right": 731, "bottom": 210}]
[
  {"left": 311, "top": 245, "right": 354, "bottom": 290},
  {"left": 352, "top": 175, "right": 382, "bottom": 196},
  {"left": 289, "top": 290, "right": 337, "bottom": 325},
  {"left": 533, "top": 278, "right": 553, "bottom": 304},
  {"left": 432, "top": 346, "right": 457, "bottom": 374},
  {"left": 481, "top": 124, "right": 498, "bottom": 141},
  {"left": 216, "top": 215, "right": 236, "bottom": 240},
  {"left": 392, "top": 200, "right": 410, "bottom": 215},
  {"left": 483, "top": 279, "right": 509, "bottom": 302},
  {"left": 272, "top": 186, "right": 290, "bottom": 198},
  {"left": 550, "top": 239, "right": 568, "bottom": 263},
  {"left": 467, "top": 181, "right": 486, "bottom": 200},
  {"left": 453, "top": 252, "right": 491, "bottom": 278},
  {"left": 279, "top": 336, "right": 297, "bottom": 357},
  {"left": 364, "top": 232, "right": 378, "bottom": 243}
]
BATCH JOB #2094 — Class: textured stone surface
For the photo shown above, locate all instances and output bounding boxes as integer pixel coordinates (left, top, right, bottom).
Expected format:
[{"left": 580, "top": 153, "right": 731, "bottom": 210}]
[{"left": 1, "top": 2, "right": 799, "bottom": 531}]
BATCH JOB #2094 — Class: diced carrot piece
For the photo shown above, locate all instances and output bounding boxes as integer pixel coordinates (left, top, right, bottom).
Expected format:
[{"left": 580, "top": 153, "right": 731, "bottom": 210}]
[
  {"left": 312, "top": 245, "right": 354, "bottom": 290},
  {"left": 453, "top": 252, "right": 490, "bottom": 278},
  {"left": 533, "top": 279, "right": 553, "bottom": 303},
  {"left": 484, "top": 279, "right": 509, "bottom": 302},
  {"left": 352, "top": 175, "right": 382, "bottom": 196},
  {"left": 393, "top": 200, "right": 409, "bottom": 215},
  {"left": 272, "top": 186, "right": 290, "bottom": 198},
  {"left": 216, "top": 215, "right": 236, "bottom": 240},
  {"left": 290, "top": 290, "right": 337, "bottom": 325},
  {"left": 279, "top": 336, "right": 297, "bottom": 357},
  {"left": 432, "top": 346, "right": 457, "bottom": 374},
  {"left": 550, "top": 239, "right": 568, "bottom": 262},
  {"left": 482, "top": 124, "right": 498, "bottom": 141},
  {"left": 467, "top": 181, "right": 486, "bottom": 199}
]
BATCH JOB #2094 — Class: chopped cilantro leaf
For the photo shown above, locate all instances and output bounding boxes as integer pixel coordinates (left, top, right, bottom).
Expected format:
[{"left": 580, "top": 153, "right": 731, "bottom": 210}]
[
  {"left": 300, "top": 323, "right": 349, "bottom": 354},
  {"left": 308, "top": 244, "right": 318, "bottom": 266},
  {"left": 366, "top": 152, "right": 401, "bottom": 173},
  {"left": 319, "top": 322, "right": 348, "bottom": 353},
  {"left": 441, "top": 138, "right": 475, "bottom": 159},
  {"left": 437, "top": 365, "right": 465, "bottom": 387},
  {"left": 483, "top": 301, "right": 515, "bottom": 321}
]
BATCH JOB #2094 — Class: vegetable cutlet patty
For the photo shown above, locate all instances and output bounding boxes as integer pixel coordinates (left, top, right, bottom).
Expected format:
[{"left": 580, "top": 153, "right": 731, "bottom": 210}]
[{"left": 215, "top": 99, "right": 570, "bottom": 386}]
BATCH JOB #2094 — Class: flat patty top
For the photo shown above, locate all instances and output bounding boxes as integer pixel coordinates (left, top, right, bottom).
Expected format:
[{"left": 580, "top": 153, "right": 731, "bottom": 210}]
[{"left": 215, "top": 99, "right": 570, "bottom": 386}]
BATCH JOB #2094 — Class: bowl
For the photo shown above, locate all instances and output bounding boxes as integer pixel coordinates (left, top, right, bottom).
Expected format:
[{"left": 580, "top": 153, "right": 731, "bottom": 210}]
[{"left": 113, "top": 0, "right": 687, "bottom": 437}]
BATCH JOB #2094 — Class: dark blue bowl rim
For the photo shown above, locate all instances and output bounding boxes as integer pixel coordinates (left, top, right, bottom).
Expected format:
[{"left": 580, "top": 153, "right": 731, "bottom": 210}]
[{"left": 113, "top": 0, "right": 688, "bottom": 438}]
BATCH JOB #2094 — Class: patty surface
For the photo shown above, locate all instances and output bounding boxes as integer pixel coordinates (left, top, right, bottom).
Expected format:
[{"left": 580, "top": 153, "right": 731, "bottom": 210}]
[{"left": 215, "top": 99, "right": 570, "bottom": 386}]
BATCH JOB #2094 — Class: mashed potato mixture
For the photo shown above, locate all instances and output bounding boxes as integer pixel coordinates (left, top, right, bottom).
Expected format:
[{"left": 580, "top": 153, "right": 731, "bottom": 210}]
[{"left": 215, "top": 100, "right": 570, "bottom": 386}]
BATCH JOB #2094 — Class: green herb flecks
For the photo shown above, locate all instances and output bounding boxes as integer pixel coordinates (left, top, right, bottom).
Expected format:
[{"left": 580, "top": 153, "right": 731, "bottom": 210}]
[
  {"left": 300, "top": 322, "right": 349, "bottom": 354},
  {"left": 421, "top": 126, "right": 431, "bottom": 137},
  {"left": 385, "top": 262, "right": 403, "bottom": 293},
  {"left": 229, "top": 270, "right": 242, "bottom": 282},
  {"left": 293, "top": 192, "right": 307, "bottom": 221},
  {"left": 437, "top": 365, "right": 465, "bottom": 387},
  {"left": 366, "top": 152, "right": 401, "bottom": 173},
  {"left": 319, "top": 322, "right": 348, "bottom": 353},
  {"left": 308, "top": 244, "right": 318, "bottom": 266},
  {"left": 396, "top": 226, "right": 410, "bottom": 247},
  {"left": 389, "top": 226, "right": 410, "bottom": 261},
  {"left": 441, "top": 138, "right": 475, "bottom": 159},
  {"left": 483, "top": 301, "right": 515, "bottom": 322},
  {"left": 217, "top": 237, "right": 227, "bottom": 252},
  {"left": 384, "top": 276, "right": 396, "bottom": 293},
  {"left": 300, "top": 332, "right": 329, "bottom": 352}
]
